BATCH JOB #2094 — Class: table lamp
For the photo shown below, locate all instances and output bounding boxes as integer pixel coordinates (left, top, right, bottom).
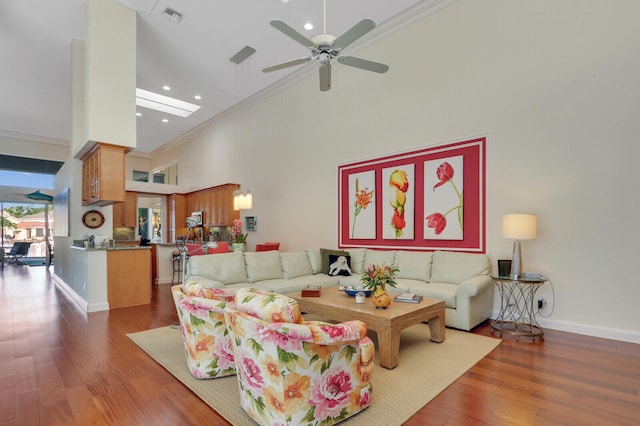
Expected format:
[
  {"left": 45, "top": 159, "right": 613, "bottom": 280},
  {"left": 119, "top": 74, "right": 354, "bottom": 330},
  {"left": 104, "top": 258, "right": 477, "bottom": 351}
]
[{"left": 502, "top": 214, "right": 537, "bottom": 279}]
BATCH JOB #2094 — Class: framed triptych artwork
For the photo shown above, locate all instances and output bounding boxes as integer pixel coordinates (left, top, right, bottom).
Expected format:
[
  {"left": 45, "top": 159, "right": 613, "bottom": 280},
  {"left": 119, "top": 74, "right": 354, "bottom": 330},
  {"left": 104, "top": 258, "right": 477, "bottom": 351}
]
[{"left": 338, "top": 136, "right": 486, "bottom": 252}]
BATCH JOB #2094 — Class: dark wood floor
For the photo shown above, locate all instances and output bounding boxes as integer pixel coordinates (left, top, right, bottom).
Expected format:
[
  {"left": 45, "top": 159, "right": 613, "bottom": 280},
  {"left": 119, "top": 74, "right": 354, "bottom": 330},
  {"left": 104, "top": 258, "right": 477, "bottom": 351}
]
[{"left": 1, "top": 265, "right": 638, "bottom": 425}]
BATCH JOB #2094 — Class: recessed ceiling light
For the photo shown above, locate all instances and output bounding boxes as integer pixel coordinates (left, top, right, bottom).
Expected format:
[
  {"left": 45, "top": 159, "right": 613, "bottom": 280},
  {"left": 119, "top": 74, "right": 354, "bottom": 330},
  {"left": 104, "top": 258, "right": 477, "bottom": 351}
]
[
  {"left": 136, "top": 112, "right": 142, "bottom": 116},
  {"left": 136, "top": 88, "right": 201, "bottom": 117},
  {"left": 194, "top": 95, "right": 202, "bottom": 100},
  {"left": 162, "top": 85, "right": 171, "bottom": 91},
  {"left": 281, "top": 0, "right": 290, "bottom": 3},
  {"left": 162, "top": 118, "right": 169, "bottom": 123},
  {"left": 304, "top": 22, "right": 313, "bottom": 30}
]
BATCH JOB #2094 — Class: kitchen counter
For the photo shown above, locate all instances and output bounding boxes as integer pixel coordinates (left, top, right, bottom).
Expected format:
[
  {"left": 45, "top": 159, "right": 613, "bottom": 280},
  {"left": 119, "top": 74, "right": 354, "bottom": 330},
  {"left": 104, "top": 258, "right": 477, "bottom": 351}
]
[{"left": 70, "top": 245, "right": 151, "bottom": 251}]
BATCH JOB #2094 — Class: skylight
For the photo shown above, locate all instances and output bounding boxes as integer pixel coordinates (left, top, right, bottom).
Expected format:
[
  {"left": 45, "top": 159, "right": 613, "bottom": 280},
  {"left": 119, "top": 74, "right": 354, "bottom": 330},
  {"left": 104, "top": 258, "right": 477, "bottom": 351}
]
[{"left": 135, "top": 88, "right": 201, "bottom": 118}]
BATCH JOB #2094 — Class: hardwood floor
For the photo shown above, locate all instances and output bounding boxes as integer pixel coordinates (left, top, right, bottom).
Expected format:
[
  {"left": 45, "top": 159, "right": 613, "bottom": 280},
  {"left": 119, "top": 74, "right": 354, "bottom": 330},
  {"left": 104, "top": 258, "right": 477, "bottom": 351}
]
[{"left": 1, "top": 265, "right": 638, "bottom": 425}]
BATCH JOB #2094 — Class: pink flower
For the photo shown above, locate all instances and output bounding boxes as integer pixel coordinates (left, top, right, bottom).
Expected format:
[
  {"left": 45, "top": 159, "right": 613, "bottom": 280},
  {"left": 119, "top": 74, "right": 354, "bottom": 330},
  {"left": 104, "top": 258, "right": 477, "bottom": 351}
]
[
  {"left": 310, "top": 367, "right": 354, "bottom": 421},
  {"left": 179, "top": 299, "right": 210, "bottom": 318},
  {"left": 426, "top": 212, "right": 447, "bottom": 235},
  {"left": 433, "top": 162, "right": 454, "bottom": 190},
  {"left": 359, "top": 388, "right": 371, "bottom": 408},
  {"left": 258, "top": 326, "right": 305, "bottom": 352},
  {"left": 213, "top": 335, "right": 235, "bottom": 371},
  {"left": 237, "top": 351, "right": 264, "bottom": 397}
]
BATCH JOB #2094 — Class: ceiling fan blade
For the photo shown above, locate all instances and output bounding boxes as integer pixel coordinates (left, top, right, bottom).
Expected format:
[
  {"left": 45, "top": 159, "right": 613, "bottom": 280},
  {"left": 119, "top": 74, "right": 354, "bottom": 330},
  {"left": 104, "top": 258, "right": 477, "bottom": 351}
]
[
  {"left": 332, "top": 18, "right": 376, "bottom": 51},
  {"left": 270, "top": 20, "right": 316, "bottom": 49},
  {"left": 263, "top": 57, "right": 311, "bottom": 73},
  {"left": 338, "top": 56, "right": 389, "bottom": 73},
  {"left": 319, "top": 63, "right": 331, "bottom": 92}
]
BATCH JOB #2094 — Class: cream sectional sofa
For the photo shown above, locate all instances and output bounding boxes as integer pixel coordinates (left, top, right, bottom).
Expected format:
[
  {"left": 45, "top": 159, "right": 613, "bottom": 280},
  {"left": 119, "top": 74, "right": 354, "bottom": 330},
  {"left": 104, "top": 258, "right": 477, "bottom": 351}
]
[{"left": 184, "top": 248, "right": 492, "bottom": 331}]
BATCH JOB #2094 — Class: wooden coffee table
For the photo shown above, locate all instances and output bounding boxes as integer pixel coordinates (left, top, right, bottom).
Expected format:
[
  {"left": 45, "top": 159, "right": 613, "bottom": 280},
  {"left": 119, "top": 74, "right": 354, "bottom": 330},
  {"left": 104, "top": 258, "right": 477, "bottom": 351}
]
[{"left": 288, "top": 287, "right": 445, "bottom": 369}]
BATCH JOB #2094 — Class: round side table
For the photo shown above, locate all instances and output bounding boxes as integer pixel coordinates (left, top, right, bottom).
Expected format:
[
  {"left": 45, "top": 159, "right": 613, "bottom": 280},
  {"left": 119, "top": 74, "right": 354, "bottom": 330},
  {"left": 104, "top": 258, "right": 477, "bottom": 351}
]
[{"left": 490, "top": 275, "right": 548, "bottom": 342}]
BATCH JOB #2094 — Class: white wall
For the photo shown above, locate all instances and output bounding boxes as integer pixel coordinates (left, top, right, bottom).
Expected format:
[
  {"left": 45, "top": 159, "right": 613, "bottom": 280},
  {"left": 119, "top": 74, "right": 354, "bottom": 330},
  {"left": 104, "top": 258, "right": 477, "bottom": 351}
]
[{"left": 152, "top": 0, "right": 640, "bottom": 341}]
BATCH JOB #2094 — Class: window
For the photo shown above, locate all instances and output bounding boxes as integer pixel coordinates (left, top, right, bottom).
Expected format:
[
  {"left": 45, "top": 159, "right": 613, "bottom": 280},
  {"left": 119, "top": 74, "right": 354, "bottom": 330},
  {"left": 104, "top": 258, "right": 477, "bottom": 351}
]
[{"left": 133, "top": 170, "right": 149, "bottom": 182}]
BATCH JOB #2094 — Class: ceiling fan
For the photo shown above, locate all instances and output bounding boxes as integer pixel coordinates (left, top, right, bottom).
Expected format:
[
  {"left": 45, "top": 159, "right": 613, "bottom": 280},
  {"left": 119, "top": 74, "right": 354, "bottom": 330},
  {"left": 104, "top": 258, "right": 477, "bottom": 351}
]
[{"left": 263, "top": 0, "right": 389, "bottom": 91}]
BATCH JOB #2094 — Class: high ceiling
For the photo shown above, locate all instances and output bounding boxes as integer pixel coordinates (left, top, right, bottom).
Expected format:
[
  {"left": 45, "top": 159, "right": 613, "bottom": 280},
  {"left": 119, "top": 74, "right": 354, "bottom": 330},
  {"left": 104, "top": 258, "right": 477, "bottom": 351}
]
[{"left": 0, "top": 0, "right": 445, "bottom": 155}]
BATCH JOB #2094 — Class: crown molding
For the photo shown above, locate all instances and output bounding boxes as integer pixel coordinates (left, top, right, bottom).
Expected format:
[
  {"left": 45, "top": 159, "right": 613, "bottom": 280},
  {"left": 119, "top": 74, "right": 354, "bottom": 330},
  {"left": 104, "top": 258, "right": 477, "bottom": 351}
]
[{"left": 0, "top": 129, "right": 70, "bottom": 146}]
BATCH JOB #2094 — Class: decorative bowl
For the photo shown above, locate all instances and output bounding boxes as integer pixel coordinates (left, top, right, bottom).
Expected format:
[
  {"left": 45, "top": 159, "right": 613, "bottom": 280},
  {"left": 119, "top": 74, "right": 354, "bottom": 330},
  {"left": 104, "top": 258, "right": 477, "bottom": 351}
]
[{"left": 343, "top": 288, "right": 372, "bottom": 297}]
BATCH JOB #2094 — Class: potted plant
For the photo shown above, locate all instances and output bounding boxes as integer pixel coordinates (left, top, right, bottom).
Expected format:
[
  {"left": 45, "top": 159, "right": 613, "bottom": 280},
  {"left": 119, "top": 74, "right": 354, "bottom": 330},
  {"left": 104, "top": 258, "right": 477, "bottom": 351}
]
[
  {"left": 231, "top": 219, "right": 247, "bottom": 252},
  {"left": 361, "top": 263, "right": 399, "bottom": 309}
]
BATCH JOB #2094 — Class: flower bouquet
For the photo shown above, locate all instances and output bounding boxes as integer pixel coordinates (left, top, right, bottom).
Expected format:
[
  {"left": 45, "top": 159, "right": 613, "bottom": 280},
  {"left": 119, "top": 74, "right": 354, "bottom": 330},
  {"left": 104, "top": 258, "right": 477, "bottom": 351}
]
[{"left": 361, "top": 263, "right": 399, "bottom": 297}]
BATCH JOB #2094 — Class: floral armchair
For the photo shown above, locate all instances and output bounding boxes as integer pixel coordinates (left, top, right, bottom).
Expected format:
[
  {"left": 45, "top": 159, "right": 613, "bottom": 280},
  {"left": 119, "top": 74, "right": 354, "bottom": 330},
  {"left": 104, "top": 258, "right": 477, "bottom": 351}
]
[
  {"left": 171, "top": 281, "right": 237, "bottom": 379},
  {"left": 224, "top": 288, "right": 375, "bottom": 425}
]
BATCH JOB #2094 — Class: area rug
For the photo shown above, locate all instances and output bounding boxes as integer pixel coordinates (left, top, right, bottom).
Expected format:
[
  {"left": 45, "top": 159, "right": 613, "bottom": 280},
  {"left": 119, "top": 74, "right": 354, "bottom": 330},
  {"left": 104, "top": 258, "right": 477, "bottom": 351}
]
[{"left": 128, "top": 323, "right": 500, "bottom": 425}]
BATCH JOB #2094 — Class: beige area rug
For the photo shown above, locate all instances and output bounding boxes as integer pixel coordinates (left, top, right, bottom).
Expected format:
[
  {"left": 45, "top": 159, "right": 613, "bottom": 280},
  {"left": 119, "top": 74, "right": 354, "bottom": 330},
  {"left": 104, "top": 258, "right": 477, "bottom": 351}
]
[{"left": 128, "top": 323, "right": 500, "bottom": 425}]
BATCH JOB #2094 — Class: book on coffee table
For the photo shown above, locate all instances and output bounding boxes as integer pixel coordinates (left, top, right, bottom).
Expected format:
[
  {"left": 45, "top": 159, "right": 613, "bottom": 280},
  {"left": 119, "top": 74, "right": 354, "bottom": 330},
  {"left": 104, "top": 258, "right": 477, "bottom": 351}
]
[{"left": 393, "top": 293, "right": 423, "bottom": 303}]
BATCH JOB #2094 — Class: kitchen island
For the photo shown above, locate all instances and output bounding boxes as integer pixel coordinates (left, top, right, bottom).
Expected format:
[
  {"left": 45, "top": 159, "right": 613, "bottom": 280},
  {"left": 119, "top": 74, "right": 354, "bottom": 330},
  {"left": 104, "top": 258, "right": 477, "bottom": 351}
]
[{"left": 70, "top": 245, "right": 152, "bottom": 309}]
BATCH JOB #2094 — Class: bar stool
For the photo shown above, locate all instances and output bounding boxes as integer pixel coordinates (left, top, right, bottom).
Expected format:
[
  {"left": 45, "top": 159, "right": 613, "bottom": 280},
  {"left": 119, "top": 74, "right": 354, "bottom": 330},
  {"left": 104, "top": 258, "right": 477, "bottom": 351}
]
[{"left": 172, "top": 250, "right": 184, "bottom": 284}]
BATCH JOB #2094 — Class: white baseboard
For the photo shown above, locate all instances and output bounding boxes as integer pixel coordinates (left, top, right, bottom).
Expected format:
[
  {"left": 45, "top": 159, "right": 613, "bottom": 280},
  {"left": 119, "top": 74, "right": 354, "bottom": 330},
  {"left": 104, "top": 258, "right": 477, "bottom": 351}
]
[
  {"left": 52, "top": 273, "right": 109, "bottom": 313},
  {"left": 490, "top": 309, "right": 640, "bottom": 344}
]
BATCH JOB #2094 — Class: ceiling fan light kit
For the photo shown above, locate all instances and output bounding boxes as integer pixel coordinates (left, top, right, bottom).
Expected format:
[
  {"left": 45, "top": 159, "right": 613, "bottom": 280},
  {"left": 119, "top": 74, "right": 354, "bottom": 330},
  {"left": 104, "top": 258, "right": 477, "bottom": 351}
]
[{"left": 263, "top": 1, "right": 389, "bottom": 92}]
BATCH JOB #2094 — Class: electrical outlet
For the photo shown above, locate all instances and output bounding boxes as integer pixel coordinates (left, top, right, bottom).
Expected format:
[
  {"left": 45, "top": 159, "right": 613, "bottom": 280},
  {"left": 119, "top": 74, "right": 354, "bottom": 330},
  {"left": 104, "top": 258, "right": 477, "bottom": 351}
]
[{"left": 537, "top": 298, "right": 546, "bottom": 309}]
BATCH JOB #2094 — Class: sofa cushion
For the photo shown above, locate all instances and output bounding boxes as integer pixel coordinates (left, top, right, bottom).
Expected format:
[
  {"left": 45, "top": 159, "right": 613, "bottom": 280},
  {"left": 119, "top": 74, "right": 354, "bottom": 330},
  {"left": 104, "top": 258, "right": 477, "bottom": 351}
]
[
  {"left": 235, "top": 287, "right": 304, "bottom": 324},
  {"left": 363, "top": 249, "right": 396, "bottom": 269},
  {"left": 346, "top": 248, "right": 367, "bottom": 274},
  {"left": 395, "top": 251, "right": 432, "bottom": 282},
  {"left": 430, "top": 251, "right": 490, "bottom": 284},
  {"left": 306, "top": 249, "right": 322, "bottom": 274},
  {"left": 244, "top": 251, "right": 283, "bottom": 283},
  {"left": 187, "top": 252, "right": 247, "bottom": 285},
  {"left": 281, "top": 251, "right": 313, "bottom": 279},
  {"left": 320, "top": 248, "right": 349, "bottom": 274},
  {"left": 404, "top": 281, "right": 458, "bottom": 309},
  {"left": 327, "top": 254, "right": 352, "bottom": 276}
]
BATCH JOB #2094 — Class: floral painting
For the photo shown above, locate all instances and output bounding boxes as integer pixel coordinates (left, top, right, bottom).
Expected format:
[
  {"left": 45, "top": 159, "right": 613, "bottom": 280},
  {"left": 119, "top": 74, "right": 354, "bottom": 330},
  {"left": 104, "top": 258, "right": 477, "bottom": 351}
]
[
  {"left": 349, "top": 171, "right": 376, "bottom": 239},
  {"left": 382, "top": 164, "right": 414, "bottom": 240},
  {"left": 338, "top": 137, "right": 485, "bottom": 252},
  {"left": 424, "top": 156, "right": 464, "bottom": 240}
]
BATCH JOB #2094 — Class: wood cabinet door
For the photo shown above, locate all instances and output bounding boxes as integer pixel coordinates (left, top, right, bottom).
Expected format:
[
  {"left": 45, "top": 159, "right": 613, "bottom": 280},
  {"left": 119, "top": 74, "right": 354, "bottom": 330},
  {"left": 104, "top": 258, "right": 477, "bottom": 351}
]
[
  {"left": 112, "top": 200, "right": 125, "bottom": 227},
  {"left": 123, "top": 192, "right": 137, "bottom": 227}
]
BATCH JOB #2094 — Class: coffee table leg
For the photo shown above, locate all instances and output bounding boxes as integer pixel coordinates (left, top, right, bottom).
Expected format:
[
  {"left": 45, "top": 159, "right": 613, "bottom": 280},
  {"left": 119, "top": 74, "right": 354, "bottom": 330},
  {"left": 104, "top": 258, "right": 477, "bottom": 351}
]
[
  {"left": 428, "top": 312, "right": 445, "bottom": 343},
  {"left": 377, "top": 326, "right": 400, "bottom": 369}
]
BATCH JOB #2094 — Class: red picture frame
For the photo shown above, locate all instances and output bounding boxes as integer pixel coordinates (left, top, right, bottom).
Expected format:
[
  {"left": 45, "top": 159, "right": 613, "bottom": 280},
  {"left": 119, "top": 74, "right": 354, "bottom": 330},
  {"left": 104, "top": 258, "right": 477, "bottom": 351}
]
[{"left": 338, "top": 136, "right": 486, "bottom": 253}]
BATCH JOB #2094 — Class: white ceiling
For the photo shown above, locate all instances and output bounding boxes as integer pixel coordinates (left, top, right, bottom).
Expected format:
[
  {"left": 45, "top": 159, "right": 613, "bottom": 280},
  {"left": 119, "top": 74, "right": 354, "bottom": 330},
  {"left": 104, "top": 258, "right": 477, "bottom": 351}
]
[{"left": 0, "top": 0, "right": 444, "bottom": 155}]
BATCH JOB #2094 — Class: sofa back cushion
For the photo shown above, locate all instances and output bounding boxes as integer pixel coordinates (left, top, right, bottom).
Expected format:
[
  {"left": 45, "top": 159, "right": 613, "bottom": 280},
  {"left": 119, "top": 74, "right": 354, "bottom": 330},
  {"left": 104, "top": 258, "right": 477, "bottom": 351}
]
[
  {"left": 363, "top": 249, "right": 396, "bottom": 269},
  {"left": 187, "top": 252, "right": 247, "bottom": 284},
  {"left": 430, "top": 251, "right": 490, "bottom": 284},
  {"left": 244, "top": 251, "right": 284, "bottom": 283},
  {"left": 395, "top": 251, "right": 433, "bottom": 281},
  {"left": 235, "top": 288, "right": 304, "bottom": 324},
  {"left": 305, "top": 249, "right": 322, "bottom": 274},
  {"left": 281, "top": 251, "right": 313, "bottom": 279},
  {"left": 346, "top": 248, "right": 367, "bottom": 274}
]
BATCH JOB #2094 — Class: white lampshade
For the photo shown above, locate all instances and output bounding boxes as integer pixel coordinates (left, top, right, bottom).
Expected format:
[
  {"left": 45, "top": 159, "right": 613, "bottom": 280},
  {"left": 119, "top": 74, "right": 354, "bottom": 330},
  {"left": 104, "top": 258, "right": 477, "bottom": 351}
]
[
  {"left": 502, "top": 214, "right": 537, "bottom": 240},
  {"left": 242, "top": 191, "right": 252, "bottom": 210}
]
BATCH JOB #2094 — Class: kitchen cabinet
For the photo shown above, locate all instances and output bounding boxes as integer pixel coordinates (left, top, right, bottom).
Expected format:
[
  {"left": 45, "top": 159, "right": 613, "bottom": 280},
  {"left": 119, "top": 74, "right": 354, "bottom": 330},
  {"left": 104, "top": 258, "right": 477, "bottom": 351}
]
[
  {"left": 81, "top": 142, "right": 126, "bottom": 206},
  {"left": 185, "top": 184, "right": 239, "bottom": 227},
  {"left": 113, "top": 191, "right": 137, "bottom": 227}
]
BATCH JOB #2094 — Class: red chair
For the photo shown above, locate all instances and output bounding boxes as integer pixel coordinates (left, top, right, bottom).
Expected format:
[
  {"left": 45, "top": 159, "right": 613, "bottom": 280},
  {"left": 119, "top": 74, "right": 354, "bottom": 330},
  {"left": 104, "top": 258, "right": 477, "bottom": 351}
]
[
  {"left": 255, "top": 242, "right": 280, "bottom": 252},
  {"left": 207, "top": 241, "right": 229, "bottom": 254},
  {"left": 186, "top": 243, "right": 207, "bottom": 256}
]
